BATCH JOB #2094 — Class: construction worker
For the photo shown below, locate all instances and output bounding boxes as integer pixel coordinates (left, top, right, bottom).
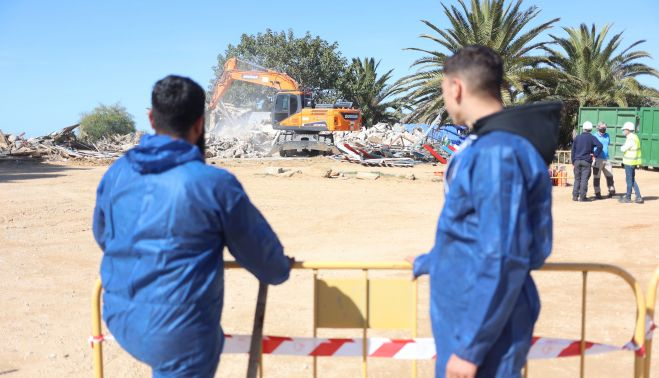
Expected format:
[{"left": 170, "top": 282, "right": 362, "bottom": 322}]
[
  {"left": 619, "top": 121, "right": 644, "bottom": 204},
  {"left": 409, "top": 46, "right": 557, "bottom": 378},
  {"left": 92, "top": 75, "right": 292, "bottom": 377},
  {"left": 592, "top": 122, "right": 615, "bottom": 199},
  {"left": 571, "top": 121, "right": 603, "bottom": 202}
]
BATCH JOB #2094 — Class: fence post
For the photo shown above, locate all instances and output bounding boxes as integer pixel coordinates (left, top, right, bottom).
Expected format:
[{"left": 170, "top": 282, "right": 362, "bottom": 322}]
[
  {"left": 644, "top": 267, "right": 659, "bottom": 378},
  {"left": 91, "top": 278, "right": 104, "bottom": 378}
]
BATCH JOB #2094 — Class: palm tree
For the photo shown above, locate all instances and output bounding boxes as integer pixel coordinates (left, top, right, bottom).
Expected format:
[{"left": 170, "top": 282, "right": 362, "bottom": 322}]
[
  {"left": 347, "top": 57, "right": 401, "bottom": 126},
  {"left": 396, "top": 0, "right": 559, "bottom": 123},
  {"left": 546, "top": 24, "right": 659, "bottom": 108}
]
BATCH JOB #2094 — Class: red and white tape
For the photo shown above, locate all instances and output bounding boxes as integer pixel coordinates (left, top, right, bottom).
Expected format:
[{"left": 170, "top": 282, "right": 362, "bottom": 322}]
[
  {"left": 223, "top": 335, "right": 435, "bottom": 359},
  {"left": 90, "top": 321, "right": 657, "bottom": 360},
  {"left": 222, "top": 335, "right": 641, "bottom": 360}
]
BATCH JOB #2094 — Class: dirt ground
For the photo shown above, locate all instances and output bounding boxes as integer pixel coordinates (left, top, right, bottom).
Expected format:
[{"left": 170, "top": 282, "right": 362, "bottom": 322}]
[{"left": 1, "top": 157, "right": 657, "bottom": 377}]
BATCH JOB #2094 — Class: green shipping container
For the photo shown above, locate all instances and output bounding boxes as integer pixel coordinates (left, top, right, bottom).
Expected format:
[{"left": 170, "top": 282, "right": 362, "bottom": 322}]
[
  {"left": 638, "top": 108, "right": 659, "bottom": 168},
  {"left": 577, "top": 107, "right": 638, "bottom": 165}
]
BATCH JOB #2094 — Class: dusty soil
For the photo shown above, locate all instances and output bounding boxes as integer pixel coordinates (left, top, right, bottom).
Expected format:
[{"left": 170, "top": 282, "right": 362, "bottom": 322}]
[{"left": 0, "top": 157, "right": 657, "bottom": 377}]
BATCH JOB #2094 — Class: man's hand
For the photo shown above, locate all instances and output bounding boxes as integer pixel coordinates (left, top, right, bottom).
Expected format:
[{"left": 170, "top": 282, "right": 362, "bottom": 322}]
[
  {"left": 404, "top": 255, "right": 417, "bottom": 280},
  {"left": 286, "top": 256, "right": 296, "bottom": 268},
  {"left": 446, "top": 354, "right": 477, "bottom": 378}
]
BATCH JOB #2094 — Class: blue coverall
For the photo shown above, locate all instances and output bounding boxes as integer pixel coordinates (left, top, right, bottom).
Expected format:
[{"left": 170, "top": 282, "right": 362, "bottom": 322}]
[
  {"left": 413, "top": 129, "right": 553, "bottom": 377},
  {"left": 93, "top": 134, "right": 291, "bottom": 377}
]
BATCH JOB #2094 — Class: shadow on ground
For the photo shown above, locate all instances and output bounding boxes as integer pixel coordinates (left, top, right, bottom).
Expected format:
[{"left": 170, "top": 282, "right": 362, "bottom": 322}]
[{"left": 0, "top": 159, "right": 88, "bottom": 183}]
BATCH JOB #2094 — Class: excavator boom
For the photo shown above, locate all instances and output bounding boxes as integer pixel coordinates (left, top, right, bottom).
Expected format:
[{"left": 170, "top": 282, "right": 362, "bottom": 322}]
[{"left": 209, "top": 58, "right": 299, "bottom": 110}]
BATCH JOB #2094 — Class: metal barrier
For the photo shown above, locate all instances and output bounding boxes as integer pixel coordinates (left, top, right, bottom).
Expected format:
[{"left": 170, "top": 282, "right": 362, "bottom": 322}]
[
  {"left": 91, "top": 262, "right": 647, "bottom": 377},
  {"left": 532, "top": 263, "right": 646, "bottom": 378},
  {"left": 644, "top": 266, "right": 659, "bottom": 378},
  {"left": 555, "top": 150, "right": 572, "bottom": 165}
]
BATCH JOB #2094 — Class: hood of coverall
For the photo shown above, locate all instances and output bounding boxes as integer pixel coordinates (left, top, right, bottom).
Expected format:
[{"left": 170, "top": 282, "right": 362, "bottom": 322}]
[
  {"left": 125, "top": 134, "right": 204, "bottom": 174},
  {"left": 473, "top": 101, "right": 562, "bottom": 165}
]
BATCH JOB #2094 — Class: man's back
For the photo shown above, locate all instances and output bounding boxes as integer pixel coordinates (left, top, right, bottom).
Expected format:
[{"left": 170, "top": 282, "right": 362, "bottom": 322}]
[
  {"left": 572, "top": 132, "right": 601, "bottom": 163},
  {"left": 93, "top": 134, "right": 290, "bottom": 376},
  {"left": 593, "top": 133, "right": 610, "bottom": 159}
]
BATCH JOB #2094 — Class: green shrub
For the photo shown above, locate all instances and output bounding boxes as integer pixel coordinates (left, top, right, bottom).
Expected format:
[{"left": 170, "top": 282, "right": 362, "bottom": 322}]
[{"left": 79, "top": 103, "right": 136, "bottom": 141}]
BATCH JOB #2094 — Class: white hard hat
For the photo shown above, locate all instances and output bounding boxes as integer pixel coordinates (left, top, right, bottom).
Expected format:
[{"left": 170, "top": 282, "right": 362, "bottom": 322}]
[
  {"left": 583, "top": 121, "right": 593, "bottom": 130},
  {"left": 622, "top": 122, "right": 636, "bottom": 132}
]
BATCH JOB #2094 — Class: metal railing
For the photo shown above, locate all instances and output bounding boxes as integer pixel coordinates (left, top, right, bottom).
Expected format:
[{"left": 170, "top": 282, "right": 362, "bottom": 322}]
[{"left": 91, "top": 261, "right": 648, "bottom": 377}]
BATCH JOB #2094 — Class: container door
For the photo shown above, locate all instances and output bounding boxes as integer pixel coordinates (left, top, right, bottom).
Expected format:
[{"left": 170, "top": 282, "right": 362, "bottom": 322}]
[{"left": 639, "top": 107, "right": 659, "bottom": 168}]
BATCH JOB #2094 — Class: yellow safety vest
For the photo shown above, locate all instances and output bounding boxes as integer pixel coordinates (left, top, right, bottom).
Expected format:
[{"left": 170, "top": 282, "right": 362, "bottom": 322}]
[{"left": 623, "top": 133, "right": 642, "bottom": 166}]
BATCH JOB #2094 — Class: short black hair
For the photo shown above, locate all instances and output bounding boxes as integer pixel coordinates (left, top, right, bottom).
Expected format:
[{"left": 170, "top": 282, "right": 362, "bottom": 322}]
[
  {"left": 443, "top": 45, "right": 503, "bottom": 101},
  {"left": 151, "top": 75, "right": 205, "bottom": 137}
]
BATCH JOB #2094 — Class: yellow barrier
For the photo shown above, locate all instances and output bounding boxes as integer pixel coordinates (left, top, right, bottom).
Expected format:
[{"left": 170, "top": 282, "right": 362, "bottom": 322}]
[
  {"left": 91, "top": 262, "right": 647, "bottom": 377},
  {"left": 534, "top": 263, "right": 646, "bottom": 378},
  {"left": 644, "top": 266, "right": 659, "bottom": 378}
]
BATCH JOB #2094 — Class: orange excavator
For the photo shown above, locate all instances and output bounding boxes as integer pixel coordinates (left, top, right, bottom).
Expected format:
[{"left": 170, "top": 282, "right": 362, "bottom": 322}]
[{"left": 208, "top": 57, "right": 362, "bottom": 156}]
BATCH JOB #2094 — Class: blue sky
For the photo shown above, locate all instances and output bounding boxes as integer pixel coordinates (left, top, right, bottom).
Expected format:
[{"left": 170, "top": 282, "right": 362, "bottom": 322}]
[{"left": 1, "top": 0, "right": 658, "bottom": 137}]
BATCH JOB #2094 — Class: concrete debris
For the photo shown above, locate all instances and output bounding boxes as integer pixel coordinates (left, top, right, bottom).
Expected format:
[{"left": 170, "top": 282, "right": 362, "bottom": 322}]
[
  {"left": 206, "top": 106, "right": 277, "bottom": 159},
  {"left": 263, "top": 167, "right": 286, "bottom": 175},
  {"left": 94, "top": 132, "right": 145, "bottom": 152},
  {"left": 355, "top": 172, "right": 380, "bottom": 180},
  {"left": 206, "top": 131, "right": 274, "bottom": 159},
  {"left": 0, "top": 125, "right": 127, "bottom": 161},
  {"left": 1, "top": 114, "right": 466, "bottom": 165},
  {"left": 333, "top": 123, "right": 468, "bottom": 166},
  {"left": 332, "top": 171, "right": 417, "bottom": 181},
  {"left": 259, "top": 167, "right": 301, "bottom": 177}
]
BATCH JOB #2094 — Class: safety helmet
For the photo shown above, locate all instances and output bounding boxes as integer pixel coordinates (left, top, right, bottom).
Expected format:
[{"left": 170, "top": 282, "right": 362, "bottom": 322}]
[{"left": 622, "top": 122, "right": 636, "bottom": 132}]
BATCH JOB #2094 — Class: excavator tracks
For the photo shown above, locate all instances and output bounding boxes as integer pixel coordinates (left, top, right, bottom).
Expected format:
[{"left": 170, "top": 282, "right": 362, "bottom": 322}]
[{"left": 272, "top": 131, "right": 339, "bottom": 157}]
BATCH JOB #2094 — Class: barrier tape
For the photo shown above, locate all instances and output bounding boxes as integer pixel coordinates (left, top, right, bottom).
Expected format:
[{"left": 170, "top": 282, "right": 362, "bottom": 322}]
[
  {"left": 88, "top": 334, "right": 115, "bottom": 348},
  {"left": 646, "top": 315, "right": 656, "bottom": 341},
  {"left": 87, "top": 333, "right": 654, "bottom": 359}
]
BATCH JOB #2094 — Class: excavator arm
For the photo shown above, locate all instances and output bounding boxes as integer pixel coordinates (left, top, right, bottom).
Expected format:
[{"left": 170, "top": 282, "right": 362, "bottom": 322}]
[{"left": 209, "top": 57, "right": 300, "bottom": 110}]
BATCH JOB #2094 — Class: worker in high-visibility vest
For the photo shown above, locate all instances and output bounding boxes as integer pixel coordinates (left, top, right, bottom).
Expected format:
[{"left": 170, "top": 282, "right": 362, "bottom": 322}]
[{"left": 619, "top": 122, "right": 643, "bottom": 204}]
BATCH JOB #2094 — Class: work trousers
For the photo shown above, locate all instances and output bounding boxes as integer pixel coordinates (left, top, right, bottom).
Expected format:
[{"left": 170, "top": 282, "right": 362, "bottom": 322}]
[
  {"left": 592, "top": 158, "right": 615, "bottom": 195},
  {"left": 624, "top": 164, "right": 642, "bottom": 200},
  {"left": 572, "top": 160, "right": 591, "bottom": 200}
]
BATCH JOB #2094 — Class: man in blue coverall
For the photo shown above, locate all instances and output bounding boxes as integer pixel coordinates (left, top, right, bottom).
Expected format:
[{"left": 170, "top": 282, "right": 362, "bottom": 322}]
[
  {"left": 409, "top": 46, "right": 557, "bottom": 377},
  {"left": 93, "top": 75, "right": 292, "bottom": 377}
]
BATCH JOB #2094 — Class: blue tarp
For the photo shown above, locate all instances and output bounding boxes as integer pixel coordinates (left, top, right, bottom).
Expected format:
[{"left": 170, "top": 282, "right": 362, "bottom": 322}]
[{"left": 427, "top": 124, "right": 469, "bottom": 145}]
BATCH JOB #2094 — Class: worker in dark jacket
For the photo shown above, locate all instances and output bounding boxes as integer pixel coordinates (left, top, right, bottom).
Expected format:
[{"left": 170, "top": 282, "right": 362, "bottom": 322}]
[
  {"left": 410, "top": 46, "right": 556, "bottom": 378},
  {"left": 571, "top": 122, "right": 603, "bottom": 202},
  {"left": 93, "top": 75, "right": 292, "bottom": 377}
]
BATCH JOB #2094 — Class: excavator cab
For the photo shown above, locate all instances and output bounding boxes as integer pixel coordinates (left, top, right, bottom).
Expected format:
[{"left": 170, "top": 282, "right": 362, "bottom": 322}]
[
  {"left": 273, "top": 92, "right": 301, "bottom": 123},
  {"left": 272, "top": 91, "right": 313, "bottom": 124}
]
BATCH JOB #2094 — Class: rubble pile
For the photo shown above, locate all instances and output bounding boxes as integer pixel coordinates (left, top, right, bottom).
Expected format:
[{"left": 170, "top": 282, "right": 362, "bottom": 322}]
[
  {"left": 206, "top": 132, "right": 274, "bottom": 159},
  {"left": 336, "top": 123, "right": 426, "bottom": 150},
  {"left": 94, "top": 132, "right": 144, "bottom": 153},
  {"left": 206, "top": 106, "right": 277, "bottom": 159},
  {"left": 333, "top": 123, "right": 468, "bottom": 167},
  {"left": 0, "top": 114, "right": 465, "bottom": 165},
  {"left": 333, "top": 123, "right": 434, "bottom": 167},
  {"left": 0, "top": 125, "right": 128, "bottom": 160}
]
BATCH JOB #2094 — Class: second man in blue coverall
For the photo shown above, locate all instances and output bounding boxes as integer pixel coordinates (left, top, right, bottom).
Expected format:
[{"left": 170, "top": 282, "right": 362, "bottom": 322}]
[{"left": 410, "top": 46, "right": 557, "bottom": 378}]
